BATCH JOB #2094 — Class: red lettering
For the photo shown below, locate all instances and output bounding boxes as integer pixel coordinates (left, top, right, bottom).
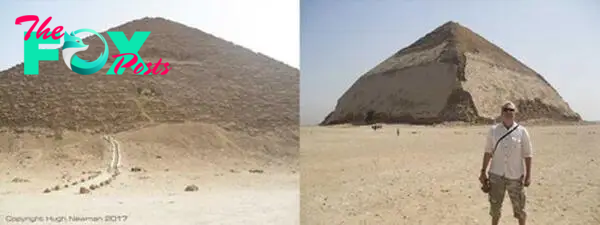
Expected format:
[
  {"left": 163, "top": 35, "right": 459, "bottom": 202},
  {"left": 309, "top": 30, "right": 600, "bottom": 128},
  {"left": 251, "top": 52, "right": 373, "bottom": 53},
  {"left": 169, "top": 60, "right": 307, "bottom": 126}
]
[
  {"left": 143, "top": 62, "right": 153, "bottom": 75},
  {"left": 133, "top": 63, "right": 145, "bottom": 74},
  {"left": 15, "top": 15, "right": 39, "bottom": 41},
  {"left": 36, "top": 17, "right": 53, "bottom": 40},
  {"left": 141, "top": 59, "right": 171, "bottom": 75},
  {"left": 160, "top": 63, "right": 171, "bottom": 75},
  {"left": 51, "top": 26, "right": 63, "bottom": 39},
  {"left": 111, "top": 53, "right": 138, "bottom": 74},
  {"left": 151, "top": 58, "right": 166, "bottom": 74},
  {"left": 110, "top": 55, "right": 171, "bottom": 75},
  {"left": 15, "top": 15, "right": 64, "bottom": 40}
]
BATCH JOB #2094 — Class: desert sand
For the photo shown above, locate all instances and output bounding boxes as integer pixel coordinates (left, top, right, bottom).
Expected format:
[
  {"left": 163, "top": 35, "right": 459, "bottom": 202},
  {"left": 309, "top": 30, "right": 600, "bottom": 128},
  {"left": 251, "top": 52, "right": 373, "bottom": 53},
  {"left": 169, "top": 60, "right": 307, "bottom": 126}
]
[
  {"left": 0, "top": 123, "right": 299, "bottom": 225},
  {"left": 301, "top": 124, "right": 600, "bottom": 225}
]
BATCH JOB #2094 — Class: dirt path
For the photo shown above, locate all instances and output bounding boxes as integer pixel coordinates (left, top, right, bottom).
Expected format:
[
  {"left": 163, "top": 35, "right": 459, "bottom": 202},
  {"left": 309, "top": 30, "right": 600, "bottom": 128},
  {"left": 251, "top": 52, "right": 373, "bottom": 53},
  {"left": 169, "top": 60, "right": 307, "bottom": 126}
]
[
  {"left": 41, "top": 135, "right": 121, "bottom": 195},
  {"left": 104, "top": 135, "right": 121, "bottom": 173}
]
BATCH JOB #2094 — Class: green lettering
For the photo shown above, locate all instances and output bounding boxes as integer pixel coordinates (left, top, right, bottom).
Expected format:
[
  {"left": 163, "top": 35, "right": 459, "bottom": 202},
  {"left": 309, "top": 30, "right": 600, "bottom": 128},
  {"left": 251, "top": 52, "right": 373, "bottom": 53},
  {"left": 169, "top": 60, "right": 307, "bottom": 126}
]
[
  {"left": 23, "top": 31, "right": 60, "bottom": 75},
  {"left": 106, "top": 31, "right": 150, "bottom": 75}
]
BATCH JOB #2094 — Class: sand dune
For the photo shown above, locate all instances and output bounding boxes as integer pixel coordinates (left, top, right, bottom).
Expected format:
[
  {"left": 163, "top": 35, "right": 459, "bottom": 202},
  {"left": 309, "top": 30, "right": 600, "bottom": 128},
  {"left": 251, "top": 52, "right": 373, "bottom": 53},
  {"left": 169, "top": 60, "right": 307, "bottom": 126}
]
[{"left": 301, "top": 124, "right": 600, "bottom": 225}]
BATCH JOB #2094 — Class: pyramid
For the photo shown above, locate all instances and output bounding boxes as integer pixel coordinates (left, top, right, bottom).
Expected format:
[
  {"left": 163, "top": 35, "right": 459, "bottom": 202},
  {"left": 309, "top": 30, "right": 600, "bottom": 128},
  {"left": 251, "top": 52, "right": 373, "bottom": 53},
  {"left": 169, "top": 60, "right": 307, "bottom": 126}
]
[
  {"left": 320, "top": 21, "right": 581, "bottom": 125},
  {"left": 0, "top": 17, "right": 298, "bottom": 141}
]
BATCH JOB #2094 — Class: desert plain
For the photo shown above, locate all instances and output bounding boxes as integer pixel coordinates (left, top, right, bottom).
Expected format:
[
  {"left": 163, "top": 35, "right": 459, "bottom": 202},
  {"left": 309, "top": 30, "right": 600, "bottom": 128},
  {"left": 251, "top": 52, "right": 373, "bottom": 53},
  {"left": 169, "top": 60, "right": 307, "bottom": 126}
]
[
  {"left": 0, "top": 123, "right": 299, "bottom": 225},
  {"left": 301, "top": 123, "right": 600, "bottom": 225}
]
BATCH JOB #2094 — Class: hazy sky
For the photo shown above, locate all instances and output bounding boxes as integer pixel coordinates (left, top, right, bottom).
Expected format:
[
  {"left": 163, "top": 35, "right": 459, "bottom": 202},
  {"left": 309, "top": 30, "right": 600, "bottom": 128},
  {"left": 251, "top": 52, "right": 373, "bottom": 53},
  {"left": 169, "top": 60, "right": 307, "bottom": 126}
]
[
  {"left": 0, "top": 0, "right": 299, "bottom": 71},
  {"left": 301, "top": 0, "right": 600, "bottom": 125}
]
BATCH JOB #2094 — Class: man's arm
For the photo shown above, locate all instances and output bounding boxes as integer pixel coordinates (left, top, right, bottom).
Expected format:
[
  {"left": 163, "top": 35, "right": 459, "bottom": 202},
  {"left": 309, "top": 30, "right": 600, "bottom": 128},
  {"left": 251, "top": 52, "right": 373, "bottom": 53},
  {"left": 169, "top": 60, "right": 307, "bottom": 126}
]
[
  {"left": 481, "top": 128, "right": 494, "bottom": 173},
  {"left": 522, "top": 128, "right": 533, "bottom": 183}
]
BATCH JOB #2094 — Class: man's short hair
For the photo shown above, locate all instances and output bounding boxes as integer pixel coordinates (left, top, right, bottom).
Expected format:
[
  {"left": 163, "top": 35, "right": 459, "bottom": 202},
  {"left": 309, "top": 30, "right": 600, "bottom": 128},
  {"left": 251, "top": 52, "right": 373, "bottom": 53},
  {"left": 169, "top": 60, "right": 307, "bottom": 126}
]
[{"left": 501, "top": 101, "right": 517, "bottom": 111}]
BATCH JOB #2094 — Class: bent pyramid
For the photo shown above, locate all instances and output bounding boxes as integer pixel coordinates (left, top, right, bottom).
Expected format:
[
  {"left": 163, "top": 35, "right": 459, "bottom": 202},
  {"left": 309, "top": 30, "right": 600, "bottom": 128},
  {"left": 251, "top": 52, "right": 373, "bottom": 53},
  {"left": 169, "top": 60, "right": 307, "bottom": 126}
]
[
  {"left": 0, "top": 17, "right": 298, "bottom": 141},
  {"left": 320, "top": 21, "right": 581, "bottom": 125}
]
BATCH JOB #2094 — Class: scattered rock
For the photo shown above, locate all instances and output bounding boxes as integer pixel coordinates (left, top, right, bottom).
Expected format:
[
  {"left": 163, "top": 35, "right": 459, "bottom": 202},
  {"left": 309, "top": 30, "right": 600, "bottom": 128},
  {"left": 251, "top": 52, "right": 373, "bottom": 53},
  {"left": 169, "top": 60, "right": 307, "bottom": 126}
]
[
  {"left": 43, "top": 188, "right": 51, "bottom": 193},
  {"left": 11, "top": 177, "right": 30, "bottom": 183},
  {"left": 248, "top": 169, "right": 264, "bottom": 174},
  {"left": 156, "top": 155, "right": 162, "bottom": 159},
  {"left": 184, "top": 184, "right": 199, "bottom": 192},
  {"left": 89, "top": 184, "right": 97, "bottom": 190},
  {"left": 64, "top": 184, "right": 69, "bottom": 188},
  {"left": 79, "top": 187, "right": 90, "bottom": 194},
  {"left": 131, "top": 167, "right": 143, "bottom": 172},
  {"left": 72, "top": 181, "right": 78, "bottom": 185},
  {"left": 53, "top": 185, "right": 60, "bottom": 191},
  {"left": 371, "top": 124, "right": 383, "bottom": 131}
]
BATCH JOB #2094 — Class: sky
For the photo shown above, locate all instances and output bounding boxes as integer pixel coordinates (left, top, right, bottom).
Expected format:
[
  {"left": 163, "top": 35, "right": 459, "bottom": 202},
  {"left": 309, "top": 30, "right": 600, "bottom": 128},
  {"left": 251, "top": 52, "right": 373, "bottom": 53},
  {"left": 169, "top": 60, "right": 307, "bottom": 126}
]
[
  {"left": 301, "top": 0, "right": 600, "bottom": 125},
  {"left": 0, "top": 0, "right": 299, "bottom": 71}
]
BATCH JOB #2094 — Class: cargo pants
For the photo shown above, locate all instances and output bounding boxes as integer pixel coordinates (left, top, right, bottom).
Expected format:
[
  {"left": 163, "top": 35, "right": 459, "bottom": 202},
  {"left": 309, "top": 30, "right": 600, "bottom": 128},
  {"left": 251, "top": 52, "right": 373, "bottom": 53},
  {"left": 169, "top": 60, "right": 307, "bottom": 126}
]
[{"left": 488, "top": 173, "right": 527, "bottom": 220}]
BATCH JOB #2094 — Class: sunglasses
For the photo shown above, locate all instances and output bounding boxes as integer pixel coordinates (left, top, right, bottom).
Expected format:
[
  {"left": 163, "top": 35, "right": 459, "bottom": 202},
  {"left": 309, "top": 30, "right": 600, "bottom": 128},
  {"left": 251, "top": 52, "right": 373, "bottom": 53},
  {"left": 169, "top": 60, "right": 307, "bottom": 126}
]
[{"left": 502, "top": 108, "right": 515, "bottom": 112}]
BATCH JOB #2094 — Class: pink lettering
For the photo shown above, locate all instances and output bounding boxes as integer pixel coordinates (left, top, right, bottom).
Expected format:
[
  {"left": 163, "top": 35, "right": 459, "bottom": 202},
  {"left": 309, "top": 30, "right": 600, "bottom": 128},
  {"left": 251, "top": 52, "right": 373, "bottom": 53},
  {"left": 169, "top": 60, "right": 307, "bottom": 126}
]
[
  {"left": 151, "top": 58, "right": 165, "bottom": 74},
  {"left": 133, "top": 63, "right": 145, "bottom": 74},
  {"left": 143, "top": 62, "right": 153, "bottom": 75},
  {"left": 15, "top": 15, "right": 64, "bottom": 40},
  {"left": 111, "top": 53, "right": 139, "bottom": 74},
  {"left": 112, "top": 54, "right": 171, "bottom": 75},
  {"left": 160, "top": 63, "right": 172, "bottom": 75}
]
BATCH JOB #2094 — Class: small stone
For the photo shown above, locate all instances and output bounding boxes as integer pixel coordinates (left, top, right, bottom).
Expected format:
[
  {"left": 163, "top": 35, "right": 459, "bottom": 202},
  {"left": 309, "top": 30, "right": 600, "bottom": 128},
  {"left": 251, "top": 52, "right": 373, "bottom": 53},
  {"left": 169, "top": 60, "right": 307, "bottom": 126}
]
[
  {"left": 11, "top": 177, "right": 30, "bottom": 183},
  {"left": 184, "top": 184, "right": 199, "bottom": 192},
  {"left": 248, "top": 169, "right": 264, "bottom": 174},
  {"left": 79, "top": 187, "right": 90, "bottom": 194}
]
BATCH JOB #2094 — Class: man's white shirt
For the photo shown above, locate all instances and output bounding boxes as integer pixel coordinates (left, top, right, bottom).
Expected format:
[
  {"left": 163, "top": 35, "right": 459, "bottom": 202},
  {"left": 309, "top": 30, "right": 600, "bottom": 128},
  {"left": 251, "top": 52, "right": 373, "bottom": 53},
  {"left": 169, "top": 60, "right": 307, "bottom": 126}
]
[{"left": 484, "top": 122, "right": 533, "bottom": 180}]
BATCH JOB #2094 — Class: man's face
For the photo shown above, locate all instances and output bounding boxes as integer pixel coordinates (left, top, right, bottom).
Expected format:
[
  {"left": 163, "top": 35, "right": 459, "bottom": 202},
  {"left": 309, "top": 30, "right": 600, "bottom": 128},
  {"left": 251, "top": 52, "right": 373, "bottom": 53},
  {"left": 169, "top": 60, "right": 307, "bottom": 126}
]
[{"left": 501, "top": 105, "right": 516, "bottom": 120}]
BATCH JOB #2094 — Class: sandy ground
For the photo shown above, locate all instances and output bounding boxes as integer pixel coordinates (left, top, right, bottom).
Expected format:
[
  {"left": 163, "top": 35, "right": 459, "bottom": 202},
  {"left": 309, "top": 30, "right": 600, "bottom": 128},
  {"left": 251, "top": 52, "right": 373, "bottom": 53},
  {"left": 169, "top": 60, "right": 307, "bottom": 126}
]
[
  {"left": 301, "top": 124, "right": 600, "bottom": 225},
  {"left": 1, "top": 173, "right": 298, "bottom": 225},
  {"left": 0, "top": 124, "right": 299, "bottom": 225}
]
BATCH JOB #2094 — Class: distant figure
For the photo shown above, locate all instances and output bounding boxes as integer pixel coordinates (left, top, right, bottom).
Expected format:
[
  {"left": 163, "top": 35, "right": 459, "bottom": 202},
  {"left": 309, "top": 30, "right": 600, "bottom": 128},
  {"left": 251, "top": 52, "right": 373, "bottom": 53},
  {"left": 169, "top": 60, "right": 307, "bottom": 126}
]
[
  {"left": 371, "top": 124, "right": 382, "bottom": 131},
  {"left": 396, "top": 128, "right": 399, "bottom": 136},
  {"left": 479, "top": 101, "right": 533, "bottom": 225}
]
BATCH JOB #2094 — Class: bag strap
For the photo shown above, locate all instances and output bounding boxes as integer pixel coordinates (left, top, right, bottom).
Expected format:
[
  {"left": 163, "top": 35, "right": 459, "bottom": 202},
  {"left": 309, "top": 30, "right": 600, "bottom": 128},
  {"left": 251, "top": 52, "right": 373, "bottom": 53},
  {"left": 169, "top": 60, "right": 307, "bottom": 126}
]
[{"left": 491, "top": 124, "right": 520, "bottom": 157}]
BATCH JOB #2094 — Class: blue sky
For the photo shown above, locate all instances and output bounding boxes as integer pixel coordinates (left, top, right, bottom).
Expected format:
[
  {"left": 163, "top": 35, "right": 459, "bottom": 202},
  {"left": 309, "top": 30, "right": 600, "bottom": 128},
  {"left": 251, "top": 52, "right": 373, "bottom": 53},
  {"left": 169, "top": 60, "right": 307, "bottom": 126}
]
[
  {"left": 301, "top": 0, "right": 600, "bottom": 125},
  {"left": 0, "top": 0, "right": 299, "bottom": 71}
]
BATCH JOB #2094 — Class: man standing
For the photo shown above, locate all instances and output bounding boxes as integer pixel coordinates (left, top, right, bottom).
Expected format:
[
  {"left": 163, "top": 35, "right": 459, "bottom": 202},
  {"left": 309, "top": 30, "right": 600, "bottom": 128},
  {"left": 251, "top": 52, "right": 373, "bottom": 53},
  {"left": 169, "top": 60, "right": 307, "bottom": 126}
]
[{"left": 479, "top": 101, "right": 533, "bottom": 225}]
